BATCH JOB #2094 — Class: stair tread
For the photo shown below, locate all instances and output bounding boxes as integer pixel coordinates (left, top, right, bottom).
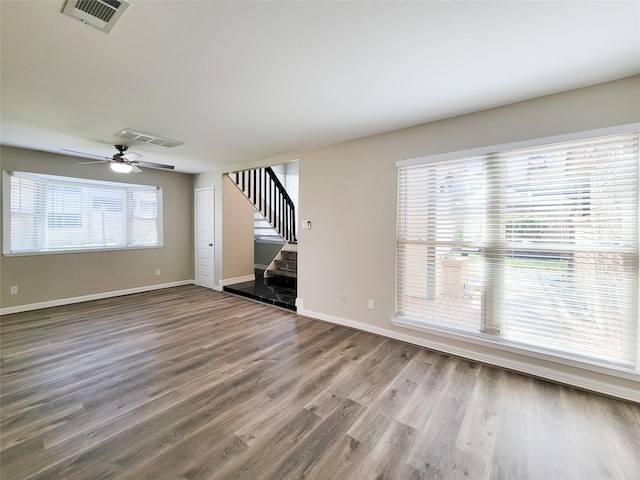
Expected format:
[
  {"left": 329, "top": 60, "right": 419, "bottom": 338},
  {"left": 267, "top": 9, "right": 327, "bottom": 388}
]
[{"left": 267, "top": 269, "right": 298, "bottom": 278}]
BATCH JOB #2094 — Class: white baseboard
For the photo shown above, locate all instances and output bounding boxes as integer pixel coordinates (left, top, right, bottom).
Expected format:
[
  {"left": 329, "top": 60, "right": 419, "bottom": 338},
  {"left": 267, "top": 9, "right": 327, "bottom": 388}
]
[
  {"left": 218, "top": 274, "right": 255, "bottom": 287},
  {"left": 0, "top": 280, "right": 195, "bottom": 315},
  {"left": 296, "top": 303, "right": 640, "bottom": 403}
]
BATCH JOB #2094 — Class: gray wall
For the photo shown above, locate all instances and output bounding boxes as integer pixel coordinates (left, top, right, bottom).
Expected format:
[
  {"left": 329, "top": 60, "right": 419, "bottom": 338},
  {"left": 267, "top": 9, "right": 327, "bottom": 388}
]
[
  {"left": 255, "top": 240, "right": 285, "bottom": 268},
  {"left": 222, "top": 174, "right": 255, "bottom": 279}
]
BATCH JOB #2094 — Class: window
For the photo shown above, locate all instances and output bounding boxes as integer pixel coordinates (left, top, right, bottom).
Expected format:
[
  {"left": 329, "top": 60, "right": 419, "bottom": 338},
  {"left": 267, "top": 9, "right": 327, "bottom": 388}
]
[
  {"left": 396, "top": 129, "right": 638, "bottom": 368},
  {"left": 3, "top": 172, "right": 162, "bottom": 254}
]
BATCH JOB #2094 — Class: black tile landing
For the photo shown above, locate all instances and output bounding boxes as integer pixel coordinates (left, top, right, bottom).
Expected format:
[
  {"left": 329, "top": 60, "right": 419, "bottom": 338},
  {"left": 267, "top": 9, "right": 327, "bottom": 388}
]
[{"left": 224, "top": 270, "right": 297, "bottom": 311}]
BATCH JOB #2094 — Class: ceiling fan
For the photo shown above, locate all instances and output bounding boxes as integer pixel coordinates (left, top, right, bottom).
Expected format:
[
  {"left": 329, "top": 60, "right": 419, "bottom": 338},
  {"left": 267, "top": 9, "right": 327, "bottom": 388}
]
[{"left": 62, "top": 145, "right": 175, "bottom": 173}]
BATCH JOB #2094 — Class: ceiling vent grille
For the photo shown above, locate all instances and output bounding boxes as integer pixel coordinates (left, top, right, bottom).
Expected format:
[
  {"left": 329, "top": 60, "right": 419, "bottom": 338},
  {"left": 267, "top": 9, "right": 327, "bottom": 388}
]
[
  {"left": 114, "top": 129, "right": 185, "bottom": 148},
  {"left": 62, "top": 0, "right": 130, "bottom": 33}
]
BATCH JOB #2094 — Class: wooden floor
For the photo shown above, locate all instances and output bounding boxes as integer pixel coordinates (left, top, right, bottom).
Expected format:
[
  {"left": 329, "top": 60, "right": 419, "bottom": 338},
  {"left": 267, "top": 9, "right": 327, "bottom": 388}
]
[{"left": 1, "top": 286, "right": 638, "bottom": 479}]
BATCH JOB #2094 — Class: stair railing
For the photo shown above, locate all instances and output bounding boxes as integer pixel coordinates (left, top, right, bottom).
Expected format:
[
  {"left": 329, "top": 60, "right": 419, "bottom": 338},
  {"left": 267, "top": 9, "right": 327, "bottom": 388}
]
[{"left": 232, "top": 167, "right": 297, "bottom": 243}]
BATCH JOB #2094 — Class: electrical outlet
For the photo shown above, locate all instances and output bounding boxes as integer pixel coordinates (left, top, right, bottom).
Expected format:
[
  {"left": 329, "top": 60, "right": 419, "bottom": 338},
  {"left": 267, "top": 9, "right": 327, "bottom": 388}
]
[
  {"left": 10, "top": 286, "right": 18, "bottom": 295},
  {"left": 368, "top": 299, "right": 374, "bottom": 310},
  {"left": 156, "top": 269, "right": 161, "bottom": 276}
]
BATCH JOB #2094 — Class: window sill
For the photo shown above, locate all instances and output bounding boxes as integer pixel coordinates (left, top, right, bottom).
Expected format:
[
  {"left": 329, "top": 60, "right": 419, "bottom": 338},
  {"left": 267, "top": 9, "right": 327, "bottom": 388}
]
[
  {"left": 392, "top": 315, "right": 640, "bottom": 384},
  {"left": 3, "top": 244, "right": 164, "bottom": 257}
]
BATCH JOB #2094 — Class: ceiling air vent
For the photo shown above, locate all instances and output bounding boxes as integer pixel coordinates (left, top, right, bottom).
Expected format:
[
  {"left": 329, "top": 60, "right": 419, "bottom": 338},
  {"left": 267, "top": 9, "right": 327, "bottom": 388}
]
[
  {"left": 115, "top": 129, "right": 185, "bottom": 148},
  {"left": 62, "top": 0, "right": 130, "bottom": 33}
]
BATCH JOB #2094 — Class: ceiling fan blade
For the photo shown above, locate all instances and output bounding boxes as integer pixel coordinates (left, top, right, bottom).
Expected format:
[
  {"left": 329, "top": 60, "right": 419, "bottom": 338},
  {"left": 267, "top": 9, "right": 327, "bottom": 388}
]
[
  {"left": 121, "top": 152, "right": 141, "bottom": 161},
  {"left": 136, "top": 160, "right": 175, "bottom": 170},
  {"left": 131, "top": 165, "right": 143, "bottom": 173},
  {"left": 76, "top": 160, "right": 109, "bottom": 165},
  {"left": 62, "top": 149, "right": 110, "bottom": 160}
]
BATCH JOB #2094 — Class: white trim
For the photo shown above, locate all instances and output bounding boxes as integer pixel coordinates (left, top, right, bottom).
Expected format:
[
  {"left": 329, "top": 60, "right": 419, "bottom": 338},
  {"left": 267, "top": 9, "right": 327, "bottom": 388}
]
[
  {"left": 396, "top": 123, "right": 640, "bottom": 168},
  {"left": 3, "top": 244, "right": 164, "bottom": 257},
  {"left": 254, "top": 239, "right": 286, "bottom": 245},
  {"left": 2, "top": 171, "right": 13, "bottom": 253},
  {"left": 392, "top": 316, "right": 638, "bottom": 380},
  {"left": 0, "top": 280, "right": 195, "bottom": 315},
  {"left": 8, "top": 170, "right": 159, "bottom": 189},
  {"left": 218, "top": 274, "right": 255, "bottom": 287},
  {"left": 296, "top": 304, "right": 640, "bottom": 403}
]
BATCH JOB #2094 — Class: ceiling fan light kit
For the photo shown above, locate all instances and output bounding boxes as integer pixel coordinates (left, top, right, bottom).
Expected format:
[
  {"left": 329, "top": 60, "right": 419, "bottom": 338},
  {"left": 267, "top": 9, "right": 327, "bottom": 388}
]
[{"left": 110, "top": 162, "right": 132, "bottom": 173}]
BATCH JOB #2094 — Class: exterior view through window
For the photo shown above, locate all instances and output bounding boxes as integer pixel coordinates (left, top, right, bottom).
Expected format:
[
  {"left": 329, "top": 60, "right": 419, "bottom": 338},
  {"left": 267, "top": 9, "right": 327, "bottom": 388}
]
[
  {"left": 396, "top": 130, "right": 638, "bottom": 367},
  {"left": 5, "top": 171, "right": 162, "bottom": 254}
]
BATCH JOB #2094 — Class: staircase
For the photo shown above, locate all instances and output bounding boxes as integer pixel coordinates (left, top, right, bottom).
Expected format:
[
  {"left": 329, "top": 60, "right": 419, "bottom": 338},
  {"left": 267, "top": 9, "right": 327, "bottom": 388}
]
[
  {"left": 229, "top": 167, "right": 297, "bottom": 285},
  {"left": 264, "top": 243, "right": 297, "bottom": 285}
]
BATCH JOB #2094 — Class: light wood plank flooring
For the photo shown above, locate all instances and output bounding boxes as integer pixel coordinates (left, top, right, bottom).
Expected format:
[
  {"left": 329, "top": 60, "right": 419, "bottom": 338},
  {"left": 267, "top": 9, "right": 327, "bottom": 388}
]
[{"left": 1, "top": 285, "right": 639, "bottom": 479}]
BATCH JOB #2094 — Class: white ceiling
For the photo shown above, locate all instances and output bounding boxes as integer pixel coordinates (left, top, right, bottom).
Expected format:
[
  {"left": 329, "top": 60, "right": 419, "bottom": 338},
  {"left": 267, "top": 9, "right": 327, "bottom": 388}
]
[{"left": 1, "top": 1, "right": 639, "bottom": 174}]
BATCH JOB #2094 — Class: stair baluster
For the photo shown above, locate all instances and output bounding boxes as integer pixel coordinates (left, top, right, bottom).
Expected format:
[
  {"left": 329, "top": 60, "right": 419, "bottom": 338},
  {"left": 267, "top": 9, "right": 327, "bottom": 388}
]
[{"left": 229, "top": 166, "right": 297, "bottom": 243}]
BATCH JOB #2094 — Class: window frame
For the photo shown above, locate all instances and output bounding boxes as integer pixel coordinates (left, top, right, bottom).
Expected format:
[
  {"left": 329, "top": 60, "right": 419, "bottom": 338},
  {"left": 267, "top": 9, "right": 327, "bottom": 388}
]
[
  {"left": 2, "top": 171, "right": 164, "bottom": 256},
  {"left": 394, "top": 123, "right": 640, "bottom": 376}
]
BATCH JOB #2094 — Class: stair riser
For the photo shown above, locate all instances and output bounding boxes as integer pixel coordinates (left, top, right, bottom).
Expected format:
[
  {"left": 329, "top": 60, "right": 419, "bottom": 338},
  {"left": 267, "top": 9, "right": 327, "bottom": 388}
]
[{"left": 275, "top": 260, "right": 297, "bottom": 270}]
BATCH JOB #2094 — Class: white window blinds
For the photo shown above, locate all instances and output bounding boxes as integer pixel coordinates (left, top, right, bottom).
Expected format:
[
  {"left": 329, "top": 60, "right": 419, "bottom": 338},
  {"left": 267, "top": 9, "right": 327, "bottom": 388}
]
[
  {"left": 5, "top": 172, "right": 162, "bottom": 254},
  {"left": 128, "top": 189, "right": 159, "bottom": 246},
  {"left": 9, "top": 175, "right": 47, "bottom": 252},
  {"left": 397, "top": 131, "right": 638, "bottom": 366}
]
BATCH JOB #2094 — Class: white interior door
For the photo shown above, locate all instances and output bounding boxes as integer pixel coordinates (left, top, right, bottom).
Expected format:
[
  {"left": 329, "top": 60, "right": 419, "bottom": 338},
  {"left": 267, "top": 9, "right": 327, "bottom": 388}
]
[{"left": 195, "top": 187, "right": 215, "bottom": 289}]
